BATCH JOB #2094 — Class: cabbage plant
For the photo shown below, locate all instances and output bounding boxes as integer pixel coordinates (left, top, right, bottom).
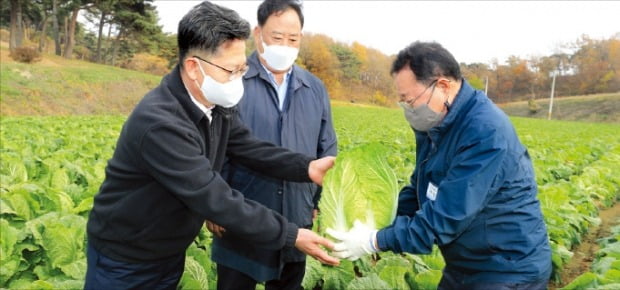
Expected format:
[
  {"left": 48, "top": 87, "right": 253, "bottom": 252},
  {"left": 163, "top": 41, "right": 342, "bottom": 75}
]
[{"left": 319, "top": 143, "right": 399, "bottom": 233}]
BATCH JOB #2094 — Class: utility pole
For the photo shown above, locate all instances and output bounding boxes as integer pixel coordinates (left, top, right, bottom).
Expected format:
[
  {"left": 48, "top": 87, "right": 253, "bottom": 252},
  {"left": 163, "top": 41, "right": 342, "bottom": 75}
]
[
  {"left": 484, "top": 76, "right": 488, "bottom": 95},
  {"left": 547, "top": 71, "right": 557, "bottom": 120}
]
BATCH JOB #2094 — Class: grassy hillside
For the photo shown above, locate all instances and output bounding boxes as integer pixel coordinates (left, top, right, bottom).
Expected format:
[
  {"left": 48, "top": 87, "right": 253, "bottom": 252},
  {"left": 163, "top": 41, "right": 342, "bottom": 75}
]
[
  {"left": 0, "top": 46, "right": 160, "bottom": 116},
  {"left": 497, "top": 93, "right": 620, "bottom": 123},
  {"left": 2, "top": 45, "right": 619, "bottom": 124}
]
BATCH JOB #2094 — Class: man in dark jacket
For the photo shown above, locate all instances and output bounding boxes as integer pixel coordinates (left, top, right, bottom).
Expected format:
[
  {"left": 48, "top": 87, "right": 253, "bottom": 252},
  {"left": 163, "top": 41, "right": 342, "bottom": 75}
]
[
  {"left": 84, "top": 2, "right": 339, "bottom": 289},
  {"left": 327, "top": 41, "right": 552, "bottom": 290},
  {"left": 208, "top": 1, "right": 338, "bottom": 289}
]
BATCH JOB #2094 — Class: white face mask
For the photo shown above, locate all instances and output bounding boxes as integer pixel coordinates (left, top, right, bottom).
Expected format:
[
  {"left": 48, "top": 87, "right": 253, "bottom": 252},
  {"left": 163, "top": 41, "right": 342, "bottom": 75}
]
[
  {"left": 259, "top": 35, "right": 299, "bottom": 71},
  {"left": 195, "top": 60, "right": 244, "bottom": 108}
]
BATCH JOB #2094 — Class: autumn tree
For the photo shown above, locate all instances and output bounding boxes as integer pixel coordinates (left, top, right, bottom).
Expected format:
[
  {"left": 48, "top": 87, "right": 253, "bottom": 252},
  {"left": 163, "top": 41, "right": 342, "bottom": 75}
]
[
  {"left": 298, "top": 33, "right": 342, "bottom": 97},
  {"left": 571, "top": 34, "right": 620, "bottom": 94}
]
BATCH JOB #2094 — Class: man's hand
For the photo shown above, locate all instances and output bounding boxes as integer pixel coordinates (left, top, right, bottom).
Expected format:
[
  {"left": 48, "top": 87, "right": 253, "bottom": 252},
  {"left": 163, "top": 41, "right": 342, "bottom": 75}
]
[
  {"left": 205, "top": 220, "right": 226, "bottom": 238},
  {"left": 308, "top": 156, "right": 336, "bottom": 186},
  {"left": 296, "top": 229, "right": 340, "bottom": 266},
  {"left": 326, "top": 220, "right": 379, "bottom": 261}
]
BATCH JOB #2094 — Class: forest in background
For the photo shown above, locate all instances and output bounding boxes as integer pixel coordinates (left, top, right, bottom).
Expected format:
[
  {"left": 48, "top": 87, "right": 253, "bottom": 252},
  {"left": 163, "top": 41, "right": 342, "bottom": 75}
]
[{"left": 2, "top": 0, "right": 619, "bottom": 107}]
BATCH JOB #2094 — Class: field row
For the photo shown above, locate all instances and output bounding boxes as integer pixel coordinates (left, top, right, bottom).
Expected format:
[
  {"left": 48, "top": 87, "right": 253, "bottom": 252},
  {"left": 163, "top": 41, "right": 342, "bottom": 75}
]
[{"left": 1, "top": 109, "right": 619, "bottom": 289}]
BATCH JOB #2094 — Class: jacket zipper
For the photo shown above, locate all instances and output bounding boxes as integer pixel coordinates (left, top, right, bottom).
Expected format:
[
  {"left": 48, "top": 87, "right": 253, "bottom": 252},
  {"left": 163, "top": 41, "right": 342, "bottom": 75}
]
[{"left": 416, "top": 133, "right": 436, "bottom": 210}]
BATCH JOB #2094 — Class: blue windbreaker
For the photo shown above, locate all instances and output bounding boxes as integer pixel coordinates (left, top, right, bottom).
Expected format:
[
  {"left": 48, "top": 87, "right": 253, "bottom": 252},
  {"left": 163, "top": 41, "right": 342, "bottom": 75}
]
[
  {"left": 211, "top": 52, "right": 337, "bottom": 281},
  {"left": 376, "top": 80, "right": 552, "bottom": 283}
]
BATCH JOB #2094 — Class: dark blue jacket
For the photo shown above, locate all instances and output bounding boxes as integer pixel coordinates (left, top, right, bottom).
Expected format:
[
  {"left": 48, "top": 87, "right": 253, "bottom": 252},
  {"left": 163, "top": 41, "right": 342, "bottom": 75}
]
[
  {"left": 211, "top": 52, "right": 337, "bottom": 281},
  {"left": 376, "top": 80, "right": 552, "bottom": 283}
]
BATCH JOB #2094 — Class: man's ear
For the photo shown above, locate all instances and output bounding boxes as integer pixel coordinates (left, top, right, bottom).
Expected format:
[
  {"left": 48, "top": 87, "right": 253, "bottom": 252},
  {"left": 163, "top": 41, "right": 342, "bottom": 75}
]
[
  {"left": 184, "top": 57, "right": 199, "bottom": 80},
  {"left": 253, "top": 26, "right": 260, "bottom": 40},
  {"left": 437, "top": 78, "right": 451, "bottom": 92},
  {"left": 253, "top": 26, "right": 264, "bottom": 53}
]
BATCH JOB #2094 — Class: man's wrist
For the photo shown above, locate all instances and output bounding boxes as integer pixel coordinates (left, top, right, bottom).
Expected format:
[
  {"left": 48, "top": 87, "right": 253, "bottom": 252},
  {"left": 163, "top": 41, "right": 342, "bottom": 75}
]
[{"left": 369, "top": 230, "right": 379, "bottom": 252}]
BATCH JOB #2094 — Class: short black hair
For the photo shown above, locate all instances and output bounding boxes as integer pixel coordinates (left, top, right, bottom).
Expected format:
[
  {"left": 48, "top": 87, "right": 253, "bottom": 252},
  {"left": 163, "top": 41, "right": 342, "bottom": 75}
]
[
  {"left": 177, "top": 1, "right": 251, "bottom": 67},
  {"left": 391, "top": 41, "right": 461, "bottom": 85},
  {"left": 257, "top": 0, "right": 304, "bottom": 28}
]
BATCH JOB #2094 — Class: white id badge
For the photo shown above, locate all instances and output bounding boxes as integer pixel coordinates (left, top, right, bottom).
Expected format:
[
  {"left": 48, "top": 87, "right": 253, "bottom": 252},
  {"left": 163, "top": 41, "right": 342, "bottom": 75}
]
[{"left": 426, "top": 182, "right": 438, "bottom": 201}]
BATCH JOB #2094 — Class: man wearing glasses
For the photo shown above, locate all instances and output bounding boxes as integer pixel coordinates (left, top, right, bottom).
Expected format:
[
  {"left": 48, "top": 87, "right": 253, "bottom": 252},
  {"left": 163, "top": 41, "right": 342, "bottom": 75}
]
[
  {"left": 84, "top": 1, "right": 339, "bottom": 289},
  {"left": 327, "top": 41, "right": 552, "bottom": 290},
  {"left": 208, "top": 0, "right": 337, "bottom": 289}
]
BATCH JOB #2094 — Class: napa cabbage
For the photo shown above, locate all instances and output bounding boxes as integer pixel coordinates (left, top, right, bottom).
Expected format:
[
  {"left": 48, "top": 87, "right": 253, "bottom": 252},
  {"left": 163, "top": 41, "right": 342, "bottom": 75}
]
[{"left": 319, "top": 143, "right": 399, "bottom": 233}]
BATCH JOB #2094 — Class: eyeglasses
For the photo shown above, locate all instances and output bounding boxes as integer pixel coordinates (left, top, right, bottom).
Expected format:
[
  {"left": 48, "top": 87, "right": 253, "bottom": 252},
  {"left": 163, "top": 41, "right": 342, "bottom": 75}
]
[
  {"left": 193, "top": 55, "right": 249, "bottom": 81},
  {"left": 399, "top": 79, "right": 438, "bottom": 108}
]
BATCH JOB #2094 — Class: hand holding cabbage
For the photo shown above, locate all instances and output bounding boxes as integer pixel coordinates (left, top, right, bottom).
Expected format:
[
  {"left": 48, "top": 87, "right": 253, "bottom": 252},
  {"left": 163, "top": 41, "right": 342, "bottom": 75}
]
[
  {"left": 327, "top": 220, "right": 378, "bottom": 261},
  {"left": 320, "top": 144, "right": 399, "bottom": 261}
]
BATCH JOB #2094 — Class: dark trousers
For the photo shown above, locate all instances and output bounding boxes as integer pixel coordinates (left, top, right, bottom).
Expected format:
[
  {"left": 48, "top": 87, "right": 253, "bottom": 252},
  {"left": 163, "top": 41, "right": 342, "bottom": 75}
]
[
  {"left": 84, "top": 244, "right": 185, "bottom": 290},
  {"left": 216, "top": 261, "right": 306, "bottom": 290},
  {"left": 438, "top": 268, "right": 548, "bottom": 290}
]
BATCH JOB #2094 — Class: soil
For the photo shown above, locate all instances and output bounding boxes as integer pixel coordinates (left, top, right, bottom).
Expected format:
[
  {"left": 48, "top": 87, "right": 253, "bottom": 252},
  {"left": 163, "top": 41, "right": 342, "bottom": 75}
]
[{"left": 548, "top": 201, "right": 620, "bottom": 289}]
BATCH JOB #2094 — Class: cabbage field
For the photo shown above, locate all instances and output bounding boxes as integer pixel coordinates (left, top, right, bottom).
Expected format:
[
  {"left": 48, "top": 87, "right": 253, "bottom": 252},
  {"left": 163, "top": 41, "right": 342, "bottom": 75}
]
[{"left": 1, "top": 105, "right": 619, "bottom": 289}]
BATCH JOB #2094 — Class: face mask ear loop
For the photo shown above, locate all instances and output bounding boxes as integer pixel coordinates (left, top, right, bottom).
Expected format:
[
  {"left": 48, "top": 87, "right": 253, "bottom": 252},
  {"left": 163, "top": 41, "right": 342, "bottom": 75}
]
[
  {"left": 425, "top": 81, "right": 438, "bottom": 105},
  {"left": 444, "top": 99, "right": 451, "bottom": 113},
  {"left": 438, "top": 79, "right": 451, "bottom": 112},
  {"left": 194, "top": 58, "right": 207, "bottom": 87},
  {"left": 444, "top": 87, "right": 451, "bottom": 112}
]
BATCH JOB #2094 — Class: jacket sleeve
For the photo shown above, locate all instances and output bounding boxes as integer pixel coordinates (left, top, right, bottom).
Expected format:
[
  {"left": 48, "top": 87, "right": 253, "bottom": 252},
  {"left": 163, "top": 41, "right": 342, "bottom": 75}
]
[
  {"left": 139, "top": 123, "right": 299, "bottom": 249},
  {"left": 316, "top": 85, "right": 338, "bottom": 158},
  {"left": 377, "top": 125, "right": 507, "bottom": 254},
  {"left": 395, "top": 170, "right": 419, "bottom": 216},
  {"left": 226, "top": 112, "right": 314, "bottom": 183}
]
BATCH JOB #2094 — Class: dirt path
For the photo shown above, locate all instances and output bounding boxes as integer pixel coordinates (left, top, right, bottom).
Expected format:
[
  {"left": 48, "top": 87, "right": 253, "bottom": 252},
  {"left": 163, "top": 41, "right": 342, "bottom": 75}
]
[{"left": 548, "top": 201, "right": 620, "bottom": 289}]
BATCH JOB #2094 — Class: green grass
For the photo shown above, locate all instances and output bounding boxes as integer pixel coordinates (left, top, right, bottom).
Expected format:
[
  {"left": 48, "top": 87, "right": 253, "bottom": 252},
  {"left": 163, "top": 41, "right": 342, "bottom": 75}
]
[
  {"left": 498, "top": 93, "right": 620, "bottom": 123},
  {"left": 1, "top": 47, "right": 160, "bottom": 116},
  {"left": 2, "top": 45, "right": 619, "bottom": 124}
]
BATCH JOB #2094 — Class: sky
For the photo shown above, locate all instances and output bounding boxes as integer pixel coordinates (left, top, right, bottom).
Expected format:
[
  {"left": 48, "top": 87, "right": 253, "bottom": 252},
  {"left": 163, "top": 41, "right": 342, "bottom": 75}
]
[{"left": 153, "top": 1, "right": 619, "bottom": 64}]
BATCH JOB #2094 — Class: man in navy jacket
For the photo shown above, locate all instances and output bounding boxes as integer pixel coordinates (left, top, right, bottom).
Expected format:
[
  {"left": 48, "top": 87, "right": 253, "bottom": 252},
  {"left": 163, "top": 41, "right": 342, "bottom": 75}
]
[
  {"left": 208, "top": 0, "right": 337, "bottom": 289},
  {"left": 84, "top": 2, "right": 338, "bottom": 289},
  {"left": 328, "top": 41, "right": 552, "bottom": 289}
]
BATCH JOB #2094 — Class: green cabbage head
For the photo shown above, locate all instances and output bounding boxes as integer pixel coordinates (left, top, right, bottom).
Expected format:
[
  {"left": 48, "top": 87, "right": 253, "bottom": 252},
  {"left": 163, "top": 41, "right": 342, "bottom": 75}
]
[{"left": 319, "top": 143, "right": 399, "bottom": 233}]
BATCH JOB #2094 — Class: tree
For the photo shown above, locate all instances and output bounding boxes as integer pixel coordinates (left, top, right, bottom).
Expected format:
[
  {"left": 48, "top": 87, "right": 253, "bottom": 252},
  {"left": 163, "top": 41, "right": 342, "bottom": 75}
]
[
  {"left": 83, "top": 0, "right": 116, "bottom": 62},
  {"left": 51, "top": 0, "right": 61, "bottom": 55},
  {"left": 9, "top": 0, "right": 24, "bottom": 51},
  {"left": 108, "top": 0, "right": 160, "bottom": 65},
  {"left": 64, "top": 0, "right": 92, "bottom": 59},
  {"left": 298, "top": 33, "right": 342, "bottom": 97},
  {"left": 461, "top": 62, "right": 490, "bottom": 91},
  {"left": 351, "top": 41, "right": 369, "bottom": 73},
  {"left": 570, "top": 34, "right": 620, "bottom": 94},
  {"left": 331, "top": 43, "right": 361, "bottom": 83}
]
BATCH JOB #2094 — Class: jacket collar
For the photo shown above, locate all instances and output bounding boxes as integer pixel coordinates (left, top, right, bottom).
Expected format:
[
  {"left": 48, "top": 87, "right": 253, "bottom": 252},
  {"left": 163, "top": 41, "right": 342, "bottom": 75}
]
[
  {"left": 245, "top": 51, "right": 311, "bottom": 90},
  {"left": 422, "top": 79, "right": 476, "bottom": 140}
]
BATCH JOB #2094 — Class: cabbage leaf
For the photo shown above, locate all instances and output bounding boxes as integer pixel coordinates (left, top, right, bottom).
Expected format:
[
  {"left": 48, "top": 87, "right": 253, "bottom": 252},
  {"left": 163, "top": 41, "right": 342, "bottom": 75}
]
[{"left": 319, "top": 143, "right": 399, "bottom": 233}]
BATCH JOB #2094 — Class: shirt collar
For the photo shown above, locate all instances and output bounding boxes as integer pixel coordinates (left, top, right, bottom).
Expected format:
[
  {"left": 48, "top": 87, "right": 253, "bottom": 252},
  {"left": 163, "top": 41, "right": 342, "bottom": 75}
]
[
  {"left": 184, "top": 83, "right": 214, "bottom": 121},
  {"left": 259, "top": 61, "right": 292, "bottom": 87},
  {"left": 244, "top": 52, "right": 312, "bottom": 89}
]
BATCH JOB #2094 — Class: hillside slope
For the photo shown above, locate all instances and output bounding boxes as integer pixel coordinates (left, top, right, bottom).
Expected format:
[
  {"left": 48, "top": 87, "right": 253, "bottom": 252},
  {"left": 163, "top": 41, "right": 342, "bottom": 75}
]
[
  {"left": 497, "top": 93, "right": 620, "bottom": 123},
  {"left": 1, "top": 47, "right": 160, "bottom": 116},
  {"left": 2, "top": 46, "right": 619, "bottom": 123}
]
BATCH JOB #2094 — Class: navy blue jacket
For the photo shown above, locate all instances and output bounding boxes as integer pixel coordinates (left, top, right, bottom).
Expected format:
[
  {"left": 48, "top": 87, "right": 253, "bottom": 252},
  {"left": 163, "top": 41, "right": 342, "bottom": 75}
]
[
  {"left": 211, "top": 52, "right": 337, "bottom": 281},
  {"left": 376, "top": 80, "right": 552, "bottom": 283}
]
